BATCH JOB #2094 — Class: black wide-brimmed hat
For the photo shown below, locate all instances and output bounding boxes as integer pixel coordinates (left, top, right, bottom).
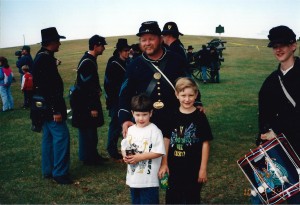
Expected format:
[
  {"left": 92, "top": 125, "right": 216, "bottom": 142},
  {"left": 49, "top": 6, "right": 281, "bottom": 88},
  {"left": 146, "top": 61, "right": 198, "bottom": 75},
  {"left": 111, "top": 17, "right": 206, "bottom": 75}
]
[
  {"left": 136, "top": 21, "right": 161, "bottom": 37},
  {"left": 116, "top": 38, "right": 130, "bottom": 51},
  {"left": 162, "top": 22, "right": 183, "bottom": 36},
  {"left": 187, "top": 45, "right": 194, "bottom": 50},
  {"left": 41, "top": 27, "right": 66, "bottom": 43},
  {"left": 267, "top": 25, "right": 296, "bottom": 47}
]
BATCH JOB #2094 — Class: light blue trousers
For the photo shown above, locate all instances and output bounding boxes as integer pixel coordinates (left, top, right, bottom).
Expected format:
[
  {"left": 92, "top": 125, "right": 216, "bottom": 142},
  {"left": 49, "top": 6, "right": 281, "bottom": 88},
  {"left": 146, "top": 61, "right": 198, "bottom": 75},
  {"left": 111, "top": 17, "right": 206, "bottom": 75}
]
[
  {"left": 42, "top": 120, "right": 70, "bottom": 177},
  {"left": 0, "top": 85, "right": 14, "bottom": 111}
]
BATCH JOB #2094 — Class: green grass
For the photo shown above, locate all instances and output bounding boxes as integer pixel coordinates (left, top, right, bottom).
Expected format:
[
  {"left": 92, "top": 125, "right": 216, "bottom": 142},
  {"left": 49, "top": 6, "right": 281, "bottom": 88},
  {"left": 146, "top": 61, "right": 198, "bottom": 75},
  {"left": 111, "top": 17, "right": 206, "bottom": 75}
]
[{"left": 0, "top": 35, "right": 279, "bottom": 204}]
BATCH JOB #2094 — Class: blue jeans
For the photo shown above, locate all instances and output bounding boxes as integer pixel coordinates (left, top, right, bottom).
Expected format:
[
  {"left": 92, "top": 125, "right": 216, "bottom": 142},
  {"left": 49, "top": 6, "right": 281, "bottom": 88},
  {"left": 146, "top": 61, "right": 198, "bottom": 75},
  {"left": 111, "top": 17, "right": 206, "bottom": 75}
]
[
  {"left": 78, "top": 127, "right": 99, "bottom": 161},
  {"left": 106, "top": 107, "right": 122, "bottom": 156},
  {"left": 0, "top": 85, "right": 14, "bottom": 111},
  {"left": 130, "top": 187, "right": 159, "bottom": 204},
  {"left": 42, "top": 120, "right": 70, "bottom": 177},
  {"left": 201, "top": 66, "right": 208, "bottom": 82}
]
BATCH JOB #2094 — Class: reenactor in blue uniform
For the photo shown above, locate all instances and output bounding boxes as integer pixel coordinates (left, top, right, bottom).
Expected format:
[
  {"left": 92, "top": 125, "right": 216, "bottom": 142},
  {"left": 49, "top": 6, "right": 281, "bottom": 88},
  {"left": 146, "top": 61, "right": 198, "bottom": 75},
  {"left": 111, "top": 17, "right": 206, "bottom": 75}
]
[
  {"left": 118, "top": 21, "right": 202, "bottom": 138},
  {"left": 196, "top": 45, "right": 211, "bottom": 83},
  {"left": 187, "top": 45, "right": 195, "bottom": 64},
  {"left": 186, "top": 45, "right": 197, "bottom": 71},
  {"left": 71, "top": 35, "right": 106, "bottom": 166},
  {"left": 162, "top": 22, "right": 189, "bottom": 74},
  {"left": 31, "top": 27, "right": 72, "bottom": 184},
  {"left": 104, "top": 38, "right": 131, "bottom": 160},
  {"left": 255, "top": 25, "right": 300, "bottom": 204}
]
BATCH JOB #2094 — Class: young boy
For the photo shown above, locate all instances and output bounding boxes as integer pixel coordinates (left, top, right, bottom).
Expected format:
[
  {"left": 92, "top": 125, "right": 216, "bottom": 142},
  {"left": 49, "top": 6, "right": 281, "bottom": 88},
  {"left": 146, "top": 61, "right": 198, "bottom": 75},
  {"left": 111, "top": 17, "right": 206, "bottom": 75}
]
[
  {"left": 256, "top": 25, "right": 300, "bottom": 204},
  {"left": 159, "top": 77, "right": 213, "bottom": 204},
  {"left": 121, "top": 93, "right": 166, "bottom": 204},
  {"left": 21, "top": 65, "right": 33, "bottom": 109}
]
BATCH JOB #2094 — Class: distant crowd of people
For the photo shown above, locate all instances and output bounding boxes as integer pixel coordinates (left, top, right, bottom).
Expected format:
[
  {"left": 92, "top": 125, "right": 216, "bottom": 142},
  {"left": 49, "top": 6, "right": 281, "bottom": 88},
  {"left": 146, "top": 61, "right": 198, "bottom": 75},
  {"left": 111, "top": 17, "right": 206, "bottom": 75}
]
[
  {"left": 0, "top": 22, "right": 299, "bottom": 204},
  {"left": 0, "top": 45, "right": 34, "bottom": 112}
]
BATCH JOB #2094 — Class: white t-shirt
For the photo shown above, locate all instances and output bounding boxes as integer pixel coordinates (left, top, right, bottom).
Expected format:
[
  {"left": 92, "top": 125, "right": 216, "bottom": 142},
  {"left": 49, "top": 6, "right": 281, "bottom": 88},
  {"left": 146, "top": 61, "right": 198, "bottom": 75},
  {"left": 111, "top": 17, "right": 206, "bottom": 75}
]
[{"left": 121, "top": 123, "right": 166, "bottom": 188}]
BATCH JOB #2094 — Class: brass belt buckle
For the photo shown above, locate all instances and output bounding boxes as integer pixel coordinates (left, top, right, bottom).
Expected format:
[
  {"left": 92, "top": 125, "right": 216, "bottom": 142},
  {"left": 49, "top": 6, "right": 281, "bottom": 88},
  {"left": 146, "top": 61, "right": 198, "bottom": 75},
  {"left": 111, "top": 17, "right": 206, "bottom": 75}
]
[{"left": 153, "top": 101, "right": 164, "bottom": 109}]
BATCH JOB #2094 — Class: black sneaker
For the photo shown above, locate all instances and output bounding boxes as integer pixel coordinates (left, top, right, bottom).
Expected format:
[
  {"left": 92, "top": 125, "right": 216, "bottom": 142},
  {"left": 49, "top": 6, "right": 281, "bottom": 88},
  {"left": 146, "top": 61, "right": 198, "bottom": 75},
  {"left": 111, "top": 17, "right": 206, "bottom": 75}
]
[{"left": 53, "top": 175, "right": 73, "bottom": 185}]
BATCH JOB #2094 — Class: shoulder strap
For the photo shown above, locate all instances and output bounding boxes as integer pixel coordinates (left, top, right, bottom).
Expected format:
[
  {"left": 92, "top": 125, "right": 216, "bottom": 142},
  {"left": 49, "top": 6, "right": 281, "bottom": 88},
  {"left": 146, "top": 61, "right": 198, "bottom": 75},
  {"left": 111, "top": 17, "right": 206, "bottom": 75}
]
[
  {"left": 147, "top": 61, "right": 175, "bottom": 91},
  {"left": 112, "top": 61, "right": 126, "bottom": 72},
  {"left": 74, "top": 58, "right": 96, "bottom": 85},
  {"left": 77, "top": 58, "right": 96, "bottom": 71},
  {"left": 278, "top": 75, "right": 296, "bottom": 107},
  {"left": 34, "top": 51, "right": 49, "bottom": 64},
  {"left": 37, "top": 51, "right": 49, "bottom": 56},
  {"left": 141, "top": 55, "right": 175, "bottom": 92}
]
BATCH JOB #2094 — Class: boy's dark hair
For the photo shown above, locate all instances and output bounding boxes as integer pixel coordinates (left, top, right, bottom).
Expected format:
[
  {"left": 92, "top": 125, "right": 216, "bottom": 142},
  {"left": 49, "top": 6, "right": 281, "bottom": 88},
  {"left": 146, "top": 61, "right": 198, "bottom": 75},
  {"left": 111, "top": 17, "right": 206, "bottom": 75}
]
[{"left": 131, "top": 93, "right": 153, "bottom": 112}]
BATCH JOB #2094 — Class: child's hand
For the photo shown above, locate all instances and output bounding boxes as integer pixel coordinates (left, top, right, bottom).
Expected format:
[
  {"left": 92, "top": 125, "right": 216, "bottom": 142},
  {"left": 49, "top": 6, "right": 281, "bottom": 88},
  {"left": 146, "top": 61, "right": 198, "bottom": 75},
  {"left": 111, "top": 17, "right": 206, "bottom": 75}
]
[
  {"left": 261, "top": 129, "right": 276, "bottom": 140},
  {"left": 158, "top": 164, "right": 169, "bottom": 179},
  {"left": 198, "top": 168, "right": 207, "bottom": 183},
  {"left": 124, "top": 154, "right": 141, "bottom": 165},
  {"left": 123, "top": 156, "right": 130, "bottom": 164}
]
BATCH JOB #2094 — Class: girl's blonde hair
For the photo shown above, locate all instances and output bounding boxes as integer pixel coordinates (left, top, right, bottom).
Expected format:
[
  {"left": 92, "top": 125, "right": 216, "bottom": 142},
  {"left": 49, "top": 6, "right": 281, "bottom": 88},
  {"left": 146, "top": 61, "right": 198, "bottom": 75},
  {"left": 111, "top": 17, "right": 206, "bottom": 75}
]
[{"left": 175, "top": 77, "right": 199, "bottom": 95}]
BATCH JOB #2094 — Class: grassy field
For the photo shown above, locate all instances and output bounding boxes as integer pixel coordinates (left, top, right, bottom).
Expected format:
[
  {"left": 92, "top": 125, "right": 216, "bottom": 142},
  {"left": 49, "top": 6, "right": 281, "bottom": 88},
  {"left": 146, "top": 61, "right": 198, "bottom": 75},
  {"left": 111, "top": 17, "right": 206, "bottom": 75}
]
[{"left": 0, "top": 35, "right": 279, "bottom": 204}]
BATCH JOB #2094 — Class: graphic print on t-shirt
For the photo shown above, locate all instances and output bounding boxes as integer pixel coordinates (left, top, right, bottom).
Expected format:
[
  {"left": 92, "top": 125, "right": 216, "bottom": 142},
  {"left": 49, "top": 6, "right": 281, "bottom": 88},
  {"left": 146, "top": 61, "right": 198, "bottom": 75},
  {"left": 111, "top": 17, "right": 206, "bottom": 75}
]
[
  {"left": 125, "top": 135, "right": 153, "bottom": 175},
  {"left": 170, "top": 123, "right": 200, "bottom": 157}
]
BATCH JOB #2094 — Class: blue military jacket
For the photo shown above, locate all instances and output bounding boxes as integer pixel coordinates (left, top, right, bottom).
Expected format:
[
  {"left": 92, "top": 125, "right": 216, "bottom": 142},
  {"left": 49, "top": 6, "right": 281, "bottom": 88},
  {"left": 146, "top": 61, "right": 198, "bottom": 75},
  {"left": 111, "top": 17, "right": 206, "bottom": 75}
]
[
  {"left": 119, "top": 49, "right": 202, "bottom": 135},
  {"left": 71, "top": 52, "right": 104, "bottom": 128},
  {"left": 32, "top": 47, "right": 67, "bottom": 121},
  {"left": 104, "top": 53, "right": 127, "bottom": 110},
  {"left": 258, "top": 57, "right": 300, "bottom": 154}
]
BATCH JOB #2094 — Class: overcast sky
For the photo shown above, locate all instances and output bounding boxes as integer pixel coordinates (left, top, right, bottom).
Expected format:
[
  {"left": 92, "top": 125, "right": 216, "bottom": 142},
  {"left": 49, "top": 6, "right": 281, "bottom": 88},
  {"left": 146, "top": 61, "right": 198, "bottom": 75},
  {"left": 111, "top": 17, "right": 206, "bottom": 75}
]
[{"left": 1, "top": 0, "right": 299, "bottom": 48}]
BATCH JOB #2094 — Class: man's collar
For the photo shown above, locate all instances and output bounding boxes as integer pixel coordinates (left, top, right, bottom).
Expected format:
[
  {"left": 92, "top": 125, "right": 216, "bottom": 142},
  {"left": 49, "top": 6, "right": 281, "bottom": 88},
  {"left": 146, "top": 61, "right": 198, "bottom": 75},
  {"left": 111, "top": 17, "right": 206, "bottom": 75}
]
[{"left": 142, "top": 47, "right": 167, "bottom": 63}]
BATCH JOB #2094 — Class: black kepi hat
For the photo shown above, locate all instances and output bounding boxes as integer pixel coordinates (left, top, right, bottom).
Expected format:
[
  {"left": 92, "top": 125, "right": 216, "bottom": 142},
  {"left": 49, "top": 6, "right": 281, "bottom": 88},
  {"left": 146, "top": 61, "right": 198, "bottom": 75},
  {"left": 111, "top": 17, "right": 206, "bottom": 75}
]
[
  {"left": 41, "top": 27, "right": 66, "bottom": 43},
  {"left": 267, "top": 25, "right": 296, "bottom": 47},
  {"left": 89, "top": 35, "right": 107, "bottom": 47},
  {"left": 136, "top": 21, "right": 161, "bottom": 37},
  {"left": 162, "top": 22, "right": 183, "bottom": 36},
  {"left": 21, "top": 45, "right": 31, "bottom": 52}
]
